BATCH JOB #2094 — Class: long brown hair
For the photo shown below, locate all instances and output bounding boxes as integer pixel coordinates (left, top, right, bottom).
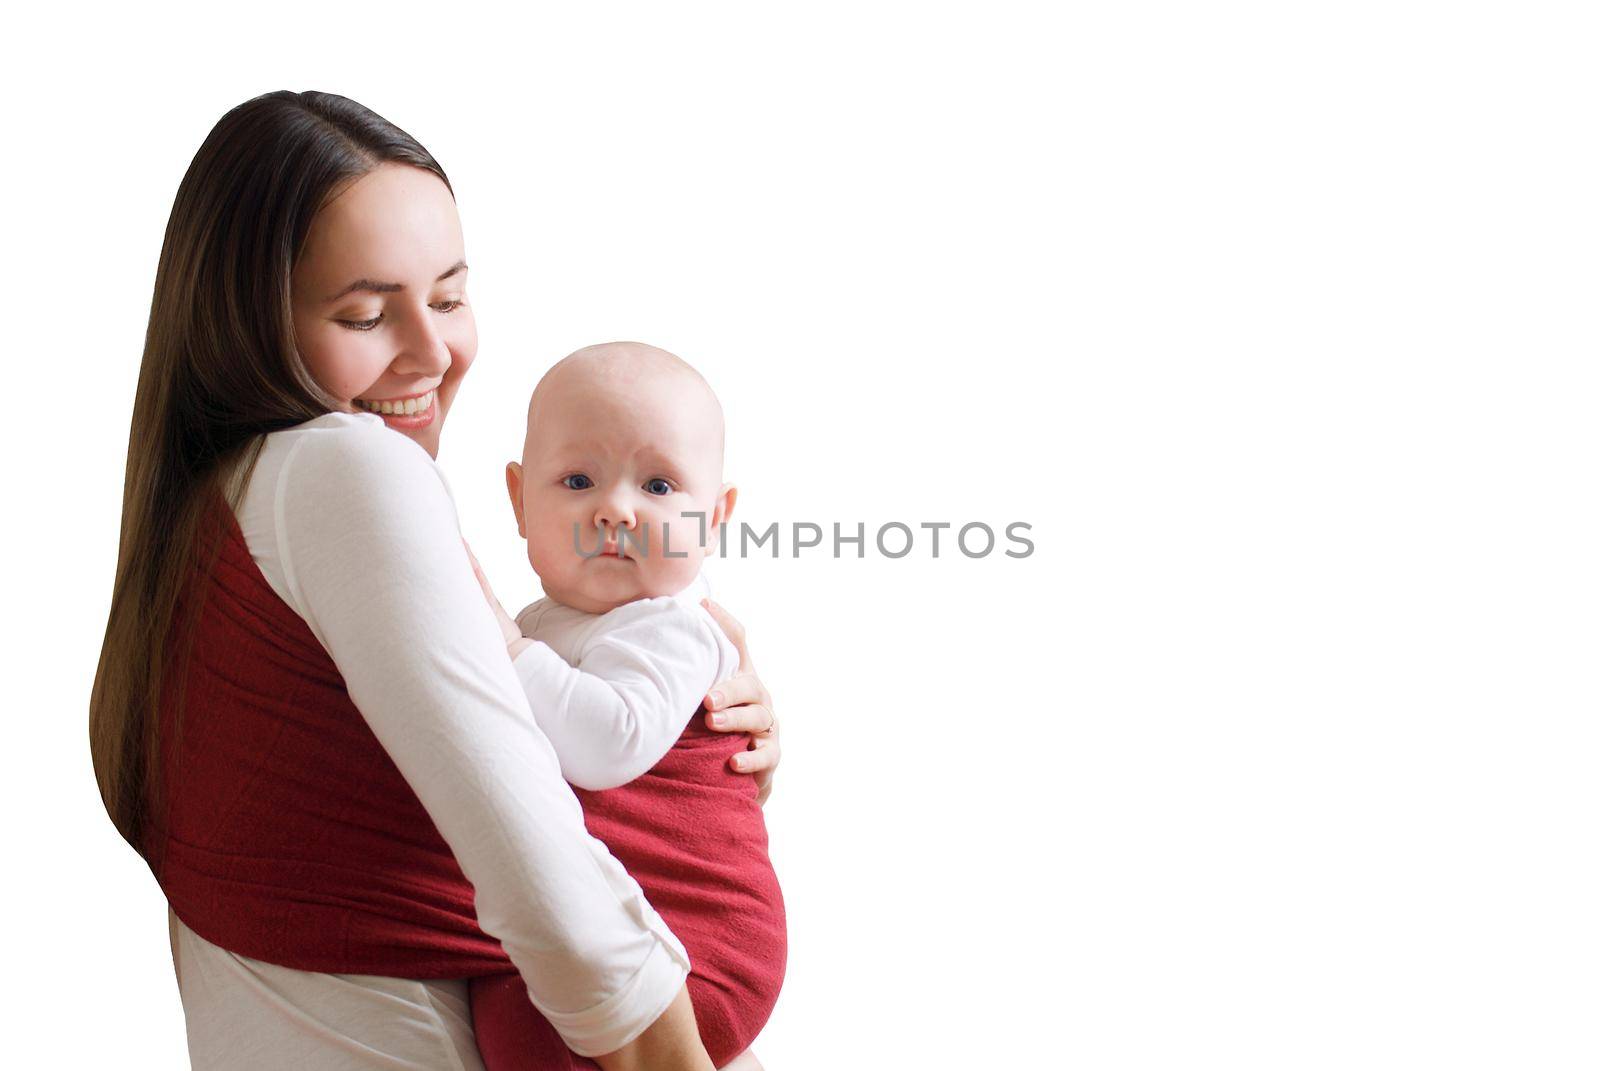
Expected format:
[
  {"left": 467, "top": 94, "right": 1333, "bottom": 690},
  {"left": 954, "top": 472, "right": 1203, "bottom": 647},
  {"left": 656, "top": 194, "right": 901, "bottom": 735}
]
[{"left": 89, "top": 91, "right": 452, "bottom": 856}]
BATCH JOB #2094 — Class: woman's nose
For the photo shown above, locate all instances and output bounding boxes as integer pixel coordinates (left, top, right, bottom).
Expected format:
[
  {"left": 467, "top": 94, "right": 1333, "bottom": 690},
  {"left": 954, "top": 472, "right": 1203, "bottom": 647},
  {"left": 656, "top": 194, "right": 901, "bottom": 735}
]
[{"left": 391, "top": 304, "right": 452, "bottom": 377}]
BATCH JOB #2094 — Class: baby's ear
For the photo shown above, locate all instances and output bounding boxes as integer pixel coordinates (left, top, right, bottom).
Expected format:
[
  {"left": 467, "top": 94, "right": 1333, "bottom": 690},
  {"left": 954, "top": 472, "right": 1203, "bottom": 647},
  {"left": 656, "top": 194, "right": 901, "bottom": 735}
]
[
  {"left": 505, "top": 462, "right": 527, "bottom": 539},
  {"left": 711, "top": 483, "right": 738, "bottom": 530}
]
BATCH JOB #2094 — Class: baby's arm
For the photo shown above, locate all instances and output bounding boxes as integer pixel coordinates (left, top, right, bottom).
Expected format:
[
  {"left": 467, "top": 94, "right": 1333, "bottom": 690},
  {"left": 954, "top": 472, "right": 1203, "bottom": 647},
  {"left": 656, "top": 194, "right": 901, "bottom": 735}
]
[{"left": 510, "top": 598, "right": 732, "bottom": 790}]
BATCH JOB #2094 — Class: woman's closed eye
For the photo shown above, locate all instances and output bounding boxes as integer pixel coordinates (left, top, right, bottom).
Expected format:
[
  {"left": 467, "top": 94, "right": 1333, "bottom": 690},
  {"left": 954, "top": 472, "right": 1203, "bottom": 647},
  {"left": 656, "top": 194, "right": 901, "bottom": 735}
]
[{"left": 335, "top": 298, "right": 467, "bottom": 332}]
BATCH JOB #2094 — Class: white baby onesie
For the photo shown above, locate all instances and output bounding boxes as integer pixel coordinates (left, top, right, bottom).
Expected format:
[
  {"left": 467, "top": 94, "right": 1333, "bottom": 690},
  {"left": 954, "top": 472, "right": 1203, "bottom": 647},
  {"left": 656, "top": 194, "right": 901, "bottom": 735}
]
[{"left": 508, "top": 572, "right": 741, "bottom": 791}]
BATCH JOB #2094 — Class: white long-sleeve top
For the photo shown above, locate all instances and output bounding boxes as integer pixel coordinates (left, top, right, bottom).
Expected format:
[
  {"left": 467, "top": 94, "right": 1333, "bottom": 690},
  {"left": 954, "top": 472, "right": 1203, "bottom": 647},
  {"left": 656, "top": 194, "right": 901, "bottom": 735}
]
[
  {"left": 169, "top": 411, "right": 690, "bottom": 1070},
  {"left": 509, "top": 575, "right": 740, "bottom": 791}
]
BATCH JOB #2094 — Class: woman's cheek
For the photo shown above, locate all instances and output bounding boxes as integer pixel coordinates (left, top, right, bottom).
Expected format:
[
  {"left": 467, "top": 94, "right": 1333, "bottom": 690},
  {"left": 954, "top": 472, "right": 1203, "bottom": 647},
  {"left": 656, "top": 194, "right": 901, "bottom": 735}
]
[
  {"left": 436, "top": 319, "right": 478, "bottom": 412},
  {"left": 450, "top": 313, "right": 479, "bottom": 374},
  {"left": 303, "top": 329, "right": 380, "bottom": 405}
]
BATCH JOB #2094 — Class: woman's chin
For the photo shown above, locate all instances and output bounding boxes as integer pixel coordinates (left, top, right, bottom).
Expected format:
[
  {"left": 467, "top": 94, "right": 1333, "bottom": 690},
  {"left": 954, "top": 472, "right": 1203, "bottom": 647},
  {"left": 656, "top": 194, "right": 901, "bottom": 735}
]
[{"left": 398, "top": 413, "right": 444, "bottom": 458}]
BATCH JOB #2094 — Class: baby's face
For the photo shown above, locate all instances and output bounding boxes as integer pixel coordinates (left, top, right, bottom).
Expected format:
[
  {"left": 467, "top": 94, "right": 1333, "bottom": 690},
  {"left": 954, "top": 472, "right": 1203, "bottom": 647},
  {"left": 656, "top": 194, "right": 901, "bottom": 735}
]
[{"left": 508, "top": 351, "right": 733, "bottom": 614}]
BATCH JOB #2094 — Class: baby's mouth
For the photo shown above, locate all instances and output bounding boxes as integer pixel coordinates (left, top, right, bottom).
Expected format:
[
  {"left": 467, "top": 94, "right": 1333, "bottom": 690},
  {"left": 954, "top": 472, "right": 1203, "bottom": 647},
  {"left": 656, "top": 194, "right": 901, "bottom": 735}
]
[{"left": 594, "top": 538, "right": 637, "bottom": 561}]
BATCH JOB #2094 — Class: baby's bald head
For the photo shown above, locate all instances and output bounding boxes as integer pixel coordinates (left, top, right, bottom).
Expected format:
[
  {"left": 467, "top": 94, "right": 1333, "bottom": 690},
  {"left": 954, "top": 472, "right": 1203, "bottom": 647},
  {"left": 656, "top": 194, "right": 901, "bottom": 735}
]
[{"left": 525, "top": 341, "right": 724, "bottom": 467}]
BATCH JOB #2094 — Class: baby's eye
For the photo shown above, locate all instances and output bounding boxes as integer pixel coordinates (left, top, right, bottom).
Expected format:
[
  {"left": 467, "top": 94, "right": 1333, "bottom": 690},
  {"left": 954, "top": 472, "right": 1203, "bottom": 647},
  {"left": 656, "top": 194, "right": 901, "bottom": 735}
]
[
  {"left": 562, "top": 474, "right": 594, "bottom": 490},
  {"left": 643, "top": 478, "right": 674, "bottom": 496}
]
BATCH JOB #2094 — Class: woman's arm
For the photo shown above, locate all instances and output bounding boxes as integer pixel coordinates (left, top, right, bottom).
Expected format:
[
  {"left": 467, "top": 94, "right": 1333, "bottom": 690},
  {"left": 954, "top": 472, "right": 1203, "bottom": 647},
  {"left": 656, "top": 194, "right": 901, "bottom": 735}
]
[{"left": 267, "top": 420, "right": 706, "bottom": 1062}]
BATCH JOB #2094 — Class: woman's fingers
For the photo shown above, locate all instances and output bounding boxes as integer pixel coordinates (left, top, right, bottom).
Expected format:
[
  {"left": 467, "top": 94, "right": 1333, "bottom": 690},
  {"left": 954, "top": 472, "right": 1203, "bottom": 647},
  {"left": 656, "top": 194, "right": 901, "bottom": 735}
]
[
  {"left": 704, "top": 672, "right": 772, "bottom": 715},
  {"left": 708, "top": 700, "right": 778, "bottom": 804},
  {"left": 731, "top": 738, "right": 779, "bottom": 773},
  {"left": 463, "top": 540, "right": 496, "bottom": 600},
  {"left": 464, "top": 542, "right": 493, "bottom": 603},
  {"left": 698, "top": 597, "right": 779, "bottom": 803},
  {"left": 733, "top": 737, "right": 779, "bottom": 805},
  {"left": 462, "top": 538, "right": 521, "bottom": 646},
  {"left": 700, "top": 598, "right": 753, "bottom": 673},
  {"left": 703, "top": 702, "right": 775, "bottom": 734}
]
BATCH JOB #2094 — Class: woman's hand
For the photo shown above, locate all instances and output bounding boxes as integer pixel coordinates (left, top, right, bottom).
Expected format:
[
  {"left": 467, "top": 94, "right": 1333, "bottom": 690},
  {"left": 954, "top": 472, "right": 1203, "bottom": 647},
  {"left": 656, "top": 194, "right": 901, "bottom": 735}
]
[
  {"left": 700, "top": 599, "right": 780, "bottom": 805},
  {"left": 593, "top": 984, "right": 714, "bottom": 1071},
  {"left": 463, "top": 539, "right": 527, "bottom": 655}
]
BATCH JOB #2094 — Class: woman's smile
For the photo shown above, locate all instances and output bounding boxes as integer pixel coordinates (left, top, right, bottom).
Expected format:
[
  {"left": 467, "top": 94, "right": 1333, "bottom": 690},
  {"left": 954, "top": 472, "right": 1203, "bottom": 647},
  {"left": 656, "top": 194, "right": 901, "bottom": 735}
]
[{"left": 353, "top": 387, "right": 438, "bottom": 428}]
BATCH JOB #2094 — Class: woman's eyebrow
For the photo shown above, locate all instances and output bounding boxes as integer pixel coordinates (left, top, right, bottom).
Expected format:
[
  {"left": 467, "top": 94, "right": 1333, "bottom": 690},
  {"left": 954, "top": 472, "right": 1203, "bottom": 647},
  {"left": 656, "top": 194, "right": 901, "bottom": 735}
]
[{"left": 324, "top": 260, "right": 469, "bottom": 302}]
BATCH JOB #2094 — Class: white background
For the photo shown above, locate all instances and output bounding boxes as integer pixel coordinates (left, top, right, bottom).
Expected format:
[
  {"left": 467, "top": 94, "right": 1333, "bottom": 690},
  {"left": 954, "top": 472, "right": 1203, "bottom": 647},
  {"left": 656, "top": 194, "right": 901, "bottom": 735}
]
[{"left": 5, "top": 2, "right": 1597, "bottom": 1068}]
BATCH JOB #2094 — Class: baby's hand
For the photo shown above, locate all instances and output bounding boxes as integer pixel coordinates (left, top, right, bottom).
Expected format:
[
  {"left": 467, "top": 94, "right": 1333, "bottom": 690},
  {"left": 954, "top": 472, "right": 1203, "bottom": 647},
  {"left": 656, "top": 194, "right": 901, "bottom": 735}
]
[{"left": 463, "top": 539, "right": 524, "bottom": 650}]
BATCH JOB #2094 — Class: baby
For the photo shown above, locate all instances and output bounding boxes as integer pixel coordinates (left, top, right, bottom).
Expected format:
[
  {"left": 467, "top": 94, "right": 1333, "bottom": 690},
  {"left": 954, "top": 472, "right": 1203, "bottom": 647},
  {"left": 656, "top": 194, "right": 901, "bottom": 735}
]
[{"left": 469, "top": 342, "right": 786, "bottom": 1071}]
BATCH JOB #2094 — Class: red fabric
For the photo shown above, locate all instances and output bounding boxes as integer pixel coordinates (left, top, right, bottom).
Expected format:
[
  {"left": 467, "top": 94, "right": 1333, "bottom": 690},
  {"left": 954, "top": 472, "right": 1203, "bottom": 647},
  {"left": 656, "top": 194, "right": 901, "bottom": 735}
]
[
  {"left": 149, "top": 500, "right": 785, "bottom": 1065},
  {"left": 471, "top": 723, "right": 787, "bottom": 1070},
  {"left": 150, "top": 500, "right": 509, "bottom": 976}
]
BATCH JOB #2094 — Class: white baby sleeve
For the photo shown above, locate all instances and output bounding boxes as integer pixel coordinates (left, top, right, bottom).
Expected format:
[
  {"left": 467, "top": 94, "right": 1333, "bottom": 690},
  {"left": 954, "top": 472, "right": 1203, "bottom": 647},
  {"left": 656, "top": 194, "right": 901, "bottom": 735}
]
[{"left": 511, "top": 598, "right": 728, "bottom": 790}]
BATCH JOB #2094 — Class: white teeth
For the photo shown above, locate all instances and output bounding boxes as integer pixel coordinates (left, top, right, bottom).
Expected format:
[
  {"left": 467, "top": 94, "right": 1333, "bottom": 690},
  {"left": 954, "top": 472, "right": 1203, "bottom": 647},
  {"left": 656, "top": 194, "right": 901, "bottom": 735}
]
[{"left": 357, "top": 389, "right": 434, "bottom": 416}]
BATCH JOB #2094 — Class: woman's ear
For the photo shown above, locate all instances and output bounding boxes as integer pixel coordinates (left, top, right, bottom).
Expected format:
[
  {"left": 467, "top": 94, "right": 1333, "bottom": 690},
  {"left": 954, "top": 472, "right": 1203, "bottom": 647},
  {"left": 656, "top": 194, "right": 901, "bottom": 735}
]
[{"left": 505, "top": 462, "right": 526, "bottom": 539}]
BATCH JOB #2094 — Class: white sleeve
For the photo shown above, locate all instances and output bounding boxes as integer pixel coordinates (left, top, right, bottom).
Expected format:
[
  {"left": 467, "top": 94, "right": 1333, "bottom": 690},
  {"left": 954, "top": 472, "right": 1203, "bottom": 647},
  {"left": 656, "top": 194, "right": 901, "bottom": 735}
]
[
  {"left": 510, "top": 600, "right": 727, "bottom": 790},
  {"left": 269, "top": 425, "right": 689, "bottom": 1058}
]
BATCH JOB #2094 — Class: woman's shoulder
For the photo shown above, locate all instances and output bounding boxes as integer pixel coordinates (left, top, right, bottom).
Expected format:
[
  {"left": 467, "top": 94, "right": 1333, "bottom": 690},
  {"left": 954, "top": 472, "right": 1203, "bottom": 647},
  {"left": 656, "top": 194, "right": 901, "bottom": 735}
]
[
  {"left": 266, "top": 411, "right": 436, "bottom": 478},
  {"left": 231, "top": 412, "right": 455, "bottom": 611},
  {"left": 242, "top": 411, "right": 450, "bottom": 512}
]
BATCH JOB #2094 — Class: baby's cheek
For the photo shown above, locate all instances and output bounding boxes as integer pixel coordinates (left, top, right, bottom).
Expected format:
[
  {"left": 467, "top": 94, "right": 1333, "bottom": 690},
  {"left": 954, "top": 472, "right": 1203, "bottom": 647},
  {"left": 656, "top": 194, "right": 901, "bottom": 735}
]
[
  {"left": 527, "top": 526, "right": 576, "bottom": 578},
  {"left": 645, "top": 546, "right": 706, "bottom": 596}
]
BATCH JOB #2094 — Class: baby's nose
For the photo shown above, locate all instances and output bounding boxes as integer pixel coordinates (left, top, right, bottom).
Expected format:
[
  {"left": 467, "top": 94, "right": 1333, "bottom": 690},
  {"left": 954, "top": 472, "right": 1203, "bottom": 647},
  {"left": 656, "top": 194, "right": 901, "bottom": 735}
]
[{"left": 593, "top": 495, "right": 637, "bottom": 530}]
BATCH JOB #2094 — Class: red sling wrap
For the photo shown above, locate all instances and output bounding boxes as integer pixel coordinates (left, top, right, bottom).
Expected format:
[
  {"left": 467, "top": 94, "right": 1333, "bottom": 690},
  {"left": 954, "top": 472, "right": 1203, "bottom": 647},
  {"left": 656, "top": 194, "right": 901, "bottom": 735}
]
[
  {"left": 470, "top": 722, "right": 787, "bottom": 1070},
  {"left": 150, "top": 501, "right": 506, "bottom": 975},
  {"left": 149, "top": 502, "right": 785, "bottom": 1066}
]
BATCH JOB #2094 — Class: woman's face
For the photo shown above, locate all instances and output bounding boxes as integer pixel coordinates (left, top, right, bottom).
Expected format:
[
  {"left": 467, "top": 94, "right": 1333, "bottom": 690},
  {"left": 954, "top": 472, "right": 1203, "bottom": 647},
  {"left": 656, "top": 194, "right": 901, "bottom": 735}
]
[{"left": 290, "top": 163, "right": 477, "bottom": 458}]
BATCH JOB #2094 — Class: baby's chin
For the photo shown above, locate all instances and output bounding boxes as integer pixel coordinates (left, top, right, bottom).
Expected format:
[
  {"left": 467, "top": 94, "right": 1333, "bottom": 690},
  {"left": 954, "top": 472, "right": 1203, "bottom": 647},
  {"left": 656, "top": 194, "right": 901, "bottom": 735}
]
[{"left": 544, "top": 564, "right": 699, "bottom": 615}]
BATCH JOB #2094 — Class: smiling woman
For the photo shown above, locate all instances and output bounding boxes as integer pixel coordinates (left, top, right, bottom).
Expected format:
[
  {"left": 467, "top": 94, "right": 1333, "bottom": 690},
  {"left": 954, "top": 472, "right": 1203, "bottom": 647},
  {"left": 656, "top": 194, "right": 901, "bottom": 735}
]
[
  {"left": 86, "top": 90, "right": 733, "bottom": 1071},
  {"left": 288, "top": 164, "right": 477, "bottom": 454}
]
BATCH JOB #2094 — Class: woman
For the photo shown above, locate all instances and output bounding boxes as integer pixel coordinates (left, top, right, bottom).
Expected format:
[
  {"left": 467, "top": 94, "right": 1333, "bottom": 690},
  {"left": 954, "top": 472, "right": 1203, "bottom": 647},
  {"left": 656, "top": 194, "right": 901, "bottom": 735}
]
[{"left": 88, "top": 90, "right": 780, "bottom": 1070}]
